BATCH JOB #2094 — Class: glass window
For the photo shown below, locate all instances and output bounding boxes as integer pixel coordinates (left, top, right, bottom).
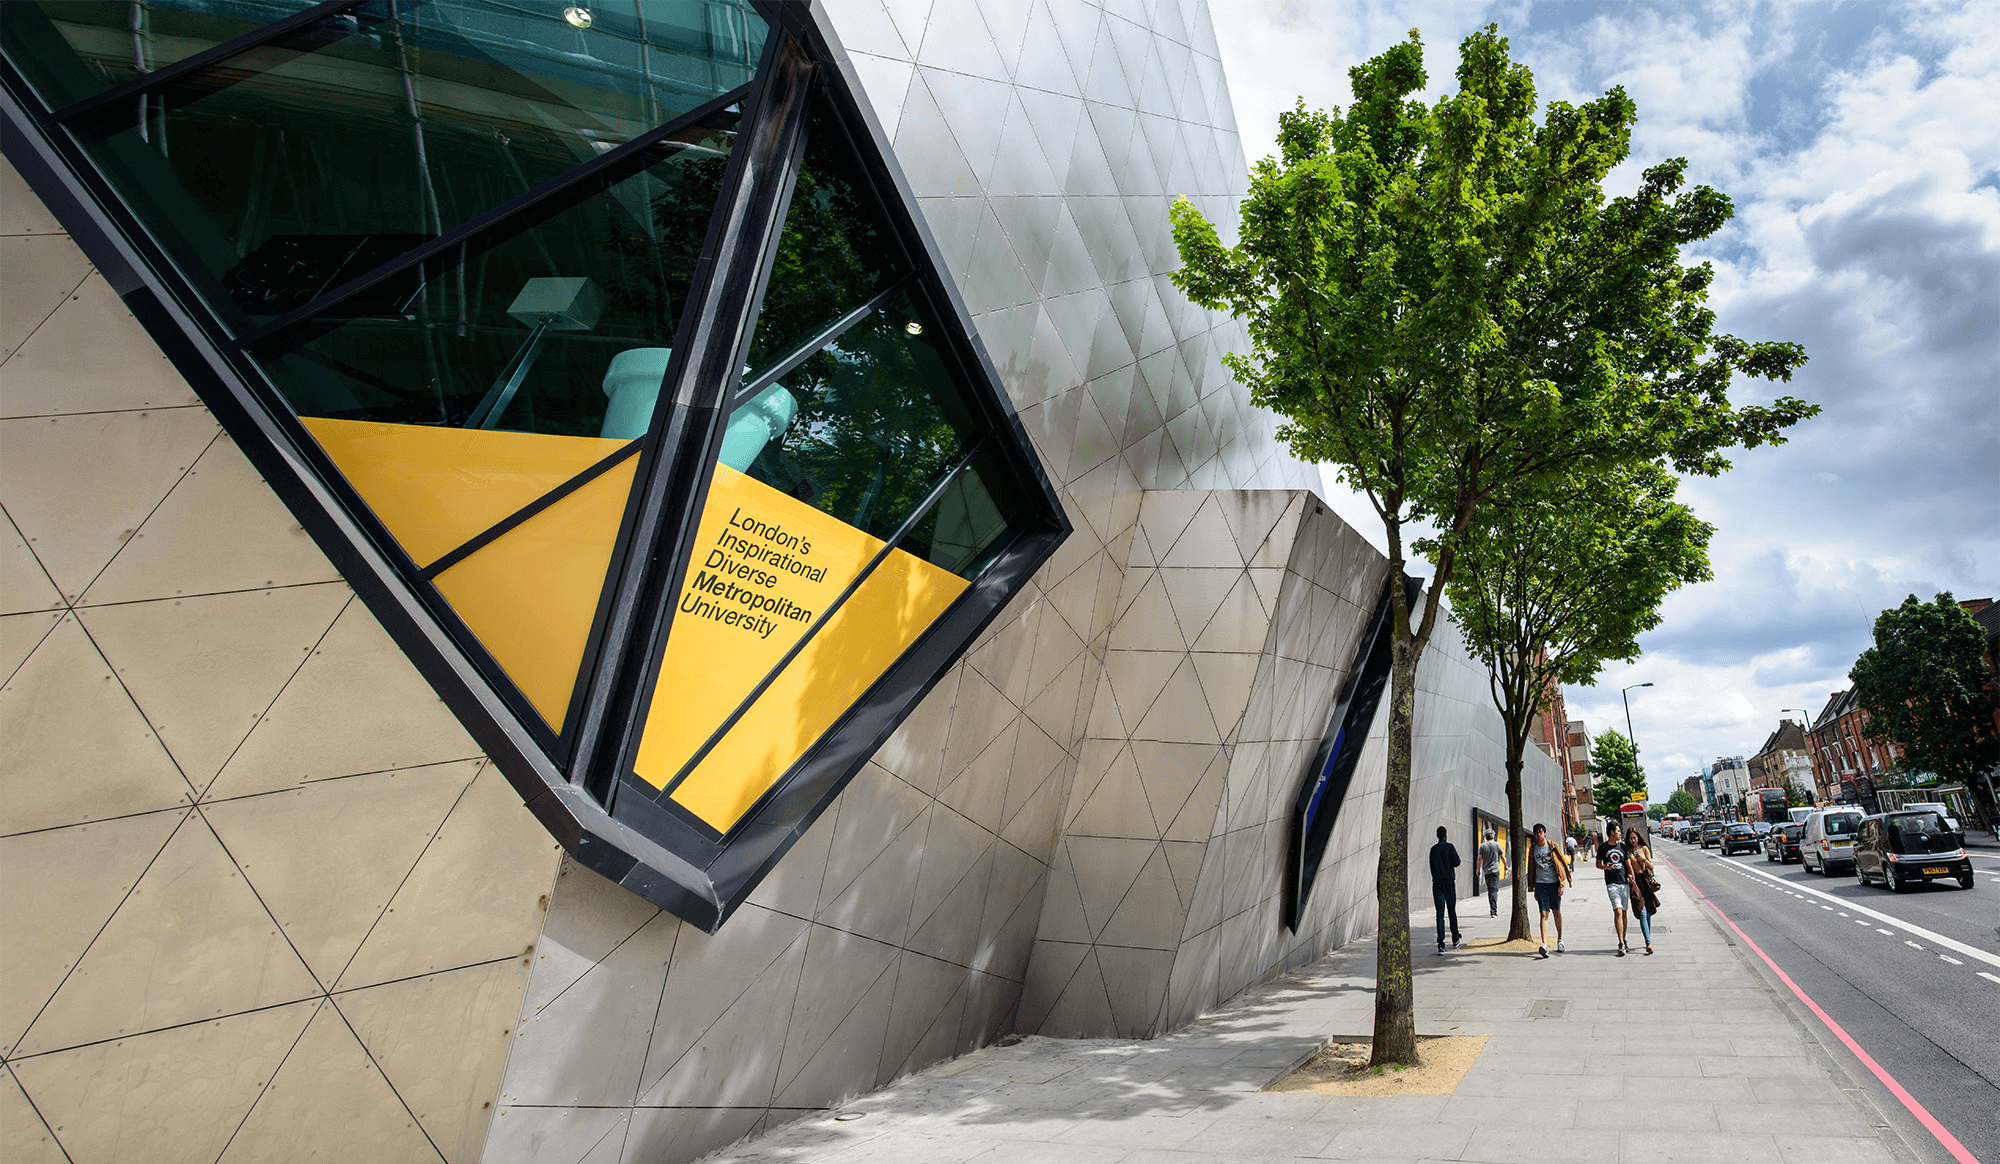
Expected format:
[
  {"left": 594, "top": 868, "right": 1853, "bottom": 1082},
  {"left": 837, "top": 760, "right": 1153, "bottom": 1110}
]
[
  {"left": 259, "top": 107, "right": 738, "bottom": 439},
  {"left": 733, "top": 290, "right": 978, "bottom": 543},
  {"left": 2, "top": 1, "right": 323, "bottom": 107},
  {"left": 46, "top": 0, "right": 765, "bottom": 325},
  {"left": 738, "top": 96, "right": 910, "bottom": 387}
]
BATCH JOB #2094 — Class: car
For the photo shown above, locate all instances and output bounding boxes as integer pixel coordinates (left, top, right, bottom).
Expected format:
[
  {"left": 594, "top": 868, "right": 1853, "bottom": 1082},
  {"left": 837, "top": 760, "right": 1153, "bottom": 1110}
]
[
  {"left": 1854, "top": 811, "right": 1975, "bottom": 891},
  {"left": 1802, "top": 808, "right": 1864, "bottom": 874},
  {"left": 1764, "top": 823, "right": 1803, "bottom": 863},
  {"left": 1700, "top": 821, "right": 1725, "bottom": 849},
  {"left": 1718, "top": 822, "right": 1758, "bottom": 855},
  {"left": 1751, "top": 821, "right": 1775, "bottom": 837}
]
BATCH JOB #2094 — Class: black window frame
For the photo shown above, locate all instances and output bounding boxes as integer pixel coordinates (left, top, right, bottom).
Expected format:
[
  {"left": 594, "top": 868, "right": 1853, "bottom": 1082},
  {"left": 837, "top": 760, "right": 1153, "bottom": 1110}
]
[{"left": 1, "top": 0, "right": 1068, "bottom": 932}]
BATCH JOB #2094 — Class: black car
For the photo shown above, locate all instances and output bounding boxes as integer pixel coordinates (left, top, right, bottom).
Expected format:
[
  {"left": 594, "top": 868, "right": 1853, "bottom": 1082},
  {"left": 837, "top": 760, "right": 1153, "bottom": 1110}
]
[
  {"left": 1854, "top": 811, "right": 1975, "bottom": 891},
  {"left": 1764, "top": 823, "right": 1803, "bottom": 863},
  {"left": 1718, "top": 822, "right": 1758, "bottom": 855},
  {"left": 1700, "top": 821, "right": 1725, "bottom": 849}
]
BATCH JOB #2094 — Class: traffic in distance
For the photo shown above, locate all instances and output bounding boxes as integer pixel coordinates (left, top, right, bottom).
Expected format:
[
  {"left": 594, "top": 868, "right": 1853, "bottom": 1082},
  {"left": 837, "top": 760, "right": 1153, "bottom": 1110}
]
[{"left": 1648, "top": 801, "right": 1997, "bottom": 1164}]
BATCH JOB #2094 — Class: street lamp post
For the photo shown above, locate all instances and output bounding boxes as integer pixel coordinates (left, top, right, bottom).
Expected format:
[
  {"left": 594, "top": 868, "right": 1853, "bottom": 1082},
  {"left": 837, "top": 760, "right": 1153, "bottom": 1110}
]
[
  {"left": 1621, "top": 682, "right": 1652, "bottom": 827},
  {"left": 1783, "top": 708, "right": 1816, "bottom": 805}
]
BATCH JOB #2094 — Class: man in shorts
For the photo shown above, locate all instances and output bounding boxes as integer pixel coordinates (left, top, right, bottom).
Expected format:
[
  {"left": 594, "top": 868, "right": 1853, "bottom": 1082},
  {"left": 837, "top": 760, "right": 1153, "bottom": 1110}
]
[
  {"left": 1527, "top": 823, "right": 1571, "bottom": 958},
  {"left": 1596, "top": 824, "right": 1632, "bottom": 955},
  {"left": 1477, "top": 829, "right": 1506, "bottom": 917}
]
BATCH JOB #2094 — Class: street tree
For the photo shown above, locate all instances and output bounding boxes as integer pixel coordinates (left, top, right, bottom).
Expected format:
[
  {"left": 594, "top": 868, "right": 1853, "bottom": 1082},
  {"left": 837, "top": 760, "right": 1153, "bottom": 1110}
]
[
  {"left": 1167, "top": 26, "right": 1812, "bottom": 1064},
  {"left": 1589, "top": 730, "right": 1647, "bottom": 818},
  {"left": 1435, "top": 464, "right": 1711, "bottom": 941},
  {"left": 1665, "top": 789, "right": 1699, "bottom": 816},
  {"left": 1851, "top": 593, "right": 2000, "bottom": 824}
]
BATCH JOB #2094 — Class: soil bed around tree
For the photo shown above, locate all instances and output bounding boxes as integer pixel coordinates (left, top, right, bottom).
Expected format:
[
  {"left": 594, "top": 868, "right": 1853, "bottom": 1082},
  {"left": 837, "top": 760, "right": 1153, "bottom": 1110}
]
[{"left": 1265, "top": 1034, "right": 1489, "bottom": 1096}]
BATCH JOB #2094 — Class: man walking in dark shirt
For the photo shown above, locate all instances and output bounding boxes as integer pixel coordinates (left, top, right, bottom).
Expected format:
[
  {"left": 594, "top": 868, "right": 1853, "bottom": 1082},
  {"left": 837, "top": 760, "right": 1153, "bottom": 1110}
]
[
  {"left": 1429, "top": 826, "right": 1463, "bottom": 954},
  {"left": 1596, "top": 824, "right": 1632, "bottom": 955}
]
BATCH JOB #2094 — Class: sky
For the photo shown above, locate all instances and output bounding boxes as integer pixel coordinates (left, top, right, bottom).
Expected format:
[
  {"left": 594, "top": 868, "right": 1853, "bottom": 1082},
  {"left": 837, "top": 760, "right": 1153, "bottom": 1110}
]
[{"left": 1209, "top": 0, "right": 2000, "bottom": 799}]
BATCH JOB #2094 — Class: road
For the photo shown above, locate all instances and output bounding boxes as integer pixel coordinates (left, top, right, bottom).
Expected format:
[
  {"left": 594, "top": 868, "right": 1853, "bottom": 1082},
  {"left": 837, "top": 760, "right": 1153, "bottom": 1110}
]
[{"left": 1658, "top": 837, "right": 2000, "bottom": 1164}]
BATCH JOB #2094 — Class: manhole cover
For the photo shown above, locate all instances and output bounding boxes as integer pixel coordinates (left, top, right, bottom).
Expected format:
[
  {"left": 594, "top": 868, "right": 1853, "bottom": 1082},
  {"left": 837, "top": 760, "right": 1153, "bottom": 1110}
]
[{"left": 1526, "top": 998, "right": 1570, "bottom": 1019}]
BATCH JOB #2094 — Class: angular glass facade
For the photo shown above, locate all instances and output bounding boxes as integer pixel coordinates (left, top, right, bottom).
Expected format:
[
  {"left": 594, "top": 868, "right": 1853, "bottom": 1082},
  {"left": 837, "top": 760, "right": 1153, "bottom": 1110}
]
[{"left": 2, "top": 0, "right": 1067, "bottom": 929}]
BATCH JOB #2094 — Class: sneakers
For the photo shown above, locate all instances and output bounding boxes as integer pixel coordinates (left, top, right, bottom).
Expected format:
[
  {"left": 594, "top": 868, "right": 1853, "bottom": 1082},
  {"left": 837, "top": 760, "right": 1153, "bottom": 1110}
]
[
  {"left": 1645, "top": 945, "right": 1654, "bottom": 956},
  {"left": 1555, "top": 939, "right": 1565, "bottom": 953},
  {"left": 1436, "top": 944, "right": 1447, "bottom": 955},
  {"left": 1537, "top": 945, "right": 1549, "bottom": 959},
  {"left": 1616, "top": 945, "right": 1626, "bottom": 957},
  {"left": 1453, "top": 936, "right": 1465, "bottom": 949}
]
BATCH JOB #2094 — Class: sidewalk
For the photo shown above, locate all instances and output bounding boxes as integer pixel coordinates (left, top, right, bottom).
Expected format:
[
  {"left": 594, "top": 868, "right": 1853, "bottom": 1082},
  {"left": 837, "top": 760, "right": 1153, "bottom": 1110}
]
[{"left": 701, "top": 858, "right": 1913, "bottom": 1164}]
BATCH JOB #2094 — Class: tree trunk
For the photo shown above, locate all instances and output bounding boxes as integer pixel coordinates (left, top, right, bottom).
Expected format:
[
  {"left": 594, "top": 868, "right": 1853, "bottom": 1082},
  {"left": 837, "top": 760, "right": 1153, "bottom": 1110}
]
[
  {"left": 1505, "top": 734, "right": 1531, "bottom": 942},
  {"left": 1370, "top": 633, "right": 1419, "bottom": 1067}
]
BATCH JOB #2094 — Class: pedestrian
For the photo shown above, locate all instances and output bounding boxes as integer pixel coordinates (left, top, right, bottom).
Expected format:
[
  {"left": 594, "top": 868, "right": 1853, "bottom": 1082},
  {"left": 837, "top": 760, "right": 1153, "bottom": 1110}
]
[
  {"left": 1478, "top": 829, "right": 1506, "bottom": 917},
  {"left": 1596, "top": 824, "right": 1632, "bottom": 955},
  {"left": 1625, "top": 828, "right": 1660, "bottom": 955},
  {"left": 1527, "top": 823, "right": 1571, "bottom": 958},
  {"left": 1563, "top": 830, "right": 1578, "bottom": 867},
  {"left": 1428, "top": 825, "right": 1463, "bottom": 953}
]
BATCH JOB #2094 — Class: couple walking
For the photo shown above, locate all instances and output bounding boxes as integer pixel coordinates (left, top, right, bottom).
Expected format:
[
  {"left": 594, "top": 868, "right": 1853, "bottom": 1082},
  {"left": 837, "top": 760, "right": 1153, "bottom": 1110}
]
[{"left": 1521, "top": 823, "right": 1663, "bottom": 958}]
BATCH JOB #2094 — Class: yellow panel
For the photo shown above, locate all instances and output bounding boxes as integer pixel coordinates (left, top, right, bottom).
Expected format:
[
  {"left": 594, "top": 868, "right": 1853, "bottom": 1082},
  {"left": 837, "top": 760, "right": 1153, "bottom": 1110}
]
[
  {"left": 431, "top": 455, "right": 640, "bottom": 731},
  {"left": 635, "top": 467, "right": 968, "bottom": 831},
  {"left": 300, "top": 417, "right": 629, "bottom": 568}
]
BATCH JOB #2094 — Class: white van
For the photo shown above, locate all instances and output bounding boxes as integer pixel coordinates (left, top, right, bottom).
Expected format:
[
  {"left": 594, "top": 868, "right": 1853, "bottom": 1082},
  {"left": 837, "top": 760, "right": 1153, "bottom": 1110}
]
[{"left": 1802, "top": 808, "right": 1864, "bottom": 874}]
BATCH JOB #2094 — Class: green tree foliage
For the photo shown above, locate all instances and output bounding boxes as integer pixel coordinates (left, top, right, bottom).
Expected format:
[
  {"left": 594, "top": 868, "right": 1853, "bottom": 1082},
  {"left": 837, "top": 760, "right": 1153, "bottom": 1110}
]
[
  {"left": 1665, "top": 789, "right": 1699, "bottom": 816},
  {"left": 1436, "top": 463, "right": 1710, "bottom": 940},
  {"left": 1851, "top": 593, "right": 1999, "bottom": 822},
  {"left": 1646, "top": 805, "right": 1667, "bottom": 820},
  {"left": 1167, "top": 26, "right": 1811, "bottom": 1063},
  {"left": 1590, "top": 730, "right": 1647, "bottom": 813}
]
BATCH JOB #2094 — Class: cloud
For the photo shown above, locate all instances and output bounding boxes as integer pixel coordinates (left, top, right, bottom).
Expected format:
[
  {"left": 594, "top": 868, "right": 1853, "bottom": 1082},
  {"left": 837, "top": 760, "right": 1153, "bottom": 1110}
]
[{"left": 1211, "top": 0, "right": 2000, "bottom": 795}]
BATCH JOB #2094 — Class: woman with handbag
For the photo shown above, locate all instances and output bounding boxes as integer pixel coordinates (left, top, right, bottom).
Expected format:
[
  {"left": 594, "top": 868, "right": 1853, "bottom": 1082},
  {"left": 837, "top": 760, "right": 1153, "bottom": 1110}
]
[{"left": 1624, "top": 828, "right": 1660, "bottom": 956}]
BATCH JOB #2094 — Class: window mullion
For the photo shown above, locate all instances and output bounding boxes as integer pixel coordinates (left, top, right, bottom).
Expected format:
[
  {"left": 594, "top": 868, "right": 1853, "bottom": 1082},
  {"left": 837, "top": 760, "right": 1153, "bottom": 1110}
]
[
  {"left": 45, "top": 0, "right": 364, "bottom": 129},
  {"left": 571, "top": 32, "right": 817, "bottom": 809},
  {"left": 236, "top": 83, "right": 754, "bottom": 355}
]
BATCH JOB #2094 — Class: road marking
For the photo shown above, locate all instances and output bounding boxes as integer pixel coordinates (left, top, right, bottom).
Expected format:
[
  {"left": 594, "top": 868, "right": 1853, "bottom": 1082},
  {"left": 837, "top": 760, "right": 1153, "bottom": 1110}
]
[
  {"left": 1666, "top": 860, "right": 1981, "bottom": 1164},
  {"left": 1981, "top": 973, "right": 2000, "bottom": 986},
  {"left": 1879, "top": 928, "right": 1895, "bottom": 936},
  {"left": 1821, "top": 905, "right": 1833, "bottom": 911},
  {"left": 1704, "top": 852, "right": 2000, "bottom": 968},
  {"left": 1940, "top": 956, "right": 1962, "bottom": 965},
  {"left": 1905, "top": 940, "right": 1924, "bottom": 950}
]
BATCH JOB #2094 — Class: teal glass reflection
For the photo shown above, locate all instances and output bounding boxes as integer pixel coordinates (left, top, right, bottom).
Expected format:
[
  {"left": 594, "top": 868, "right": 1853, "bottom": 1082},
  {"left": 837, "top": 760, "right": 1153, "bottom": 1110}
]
[
  {"left": 736, "top": 291, "right": 980, "bottom": 543},
  {"left": 906, "top": 448, "right": 1031, "bottom": 580},
  {"left": 258, "top": 109, "right": 737, "bottom": 438},
  {"left": 739, "top": 94, "right": 910, "bottom": 389},
  {"left": 0, "top": 1, "right": 322, "bottom": 108},
  {"left": 46, "top": 0, "right": 766, "bottom": 325}
]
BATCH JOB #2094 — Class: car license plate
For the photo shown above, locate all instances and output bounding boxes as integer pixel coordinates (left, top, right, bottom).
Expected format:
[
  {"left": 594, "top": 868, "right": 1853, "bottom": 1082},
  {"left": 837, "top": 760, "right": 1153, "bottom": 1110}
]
[{"left": 1922, "top": 866, "right": 1947, "bottom": 875}]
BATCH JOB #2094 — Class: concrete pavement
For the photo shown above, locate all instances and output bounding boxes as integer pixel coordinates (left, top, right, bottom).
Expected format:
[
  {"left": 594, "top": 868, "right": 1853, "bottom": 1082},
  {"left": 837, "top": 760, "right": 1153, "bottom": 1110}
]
[{"left": 698, "top": 857, "right": 1921, "bottom": 1164}]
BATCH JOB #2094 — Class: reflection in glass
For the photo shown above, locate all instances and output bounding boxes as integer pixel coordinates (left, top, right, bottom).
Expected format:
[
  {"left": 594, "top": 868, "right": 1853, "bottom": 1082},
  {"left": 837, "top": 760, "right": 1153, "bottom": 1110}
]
[
  {"left": 39, "top": 0, "right": 765, "bottom": 324},
  {"left": 737, "top": 292, "right": 976, "bottom": 542},
  {"left": 259, "top": 110, "right": 737, "bottom": 438},
  {"left": 738, "top": 95, "right": 909, "bottom": 388},
  {"left": 904, "top": 448, "right": 1029, "bottom": 579},
  {"left": 1, "top": 1, "right": 322, "bottom": 107}
]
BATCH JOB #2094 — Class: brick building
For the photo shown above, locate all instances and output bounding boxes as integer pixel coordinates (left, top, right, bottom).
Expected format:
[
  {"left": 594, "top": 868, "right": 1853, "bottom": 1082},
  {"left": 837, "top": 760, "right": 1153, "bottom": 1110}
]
[{"left": 1747, "top": 720, "right": 1813, "bottom": 797}]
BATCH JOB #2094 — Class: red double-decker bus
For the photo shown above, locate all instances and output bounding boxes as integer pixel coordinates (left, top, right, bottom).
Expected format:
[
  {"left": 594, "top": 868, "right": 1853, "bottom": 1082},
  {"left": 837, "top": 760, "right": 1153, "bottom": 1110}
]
[{"left": 1756, "top": 787, "right": 1789, "bottom": 824}]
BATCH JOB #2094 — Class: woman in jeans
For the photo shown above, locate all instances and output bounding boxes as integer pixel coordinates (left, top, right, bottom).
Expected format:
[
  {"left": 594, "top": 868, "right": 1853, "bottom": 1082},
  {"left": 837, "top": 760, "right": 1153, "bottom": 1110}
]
[{"left": 1625, "top": 828, "right": 1658, "bottom": 956}]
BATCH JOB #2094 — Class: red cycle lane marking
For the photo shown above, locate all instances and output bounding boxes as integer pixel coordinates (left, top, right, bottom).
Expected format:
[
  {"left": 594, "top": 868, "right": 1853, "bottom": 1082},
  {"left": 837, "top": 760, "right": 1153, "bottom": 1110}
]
[{"left": 1664, "top": 858, "right": 1981, "bottom": 1164}]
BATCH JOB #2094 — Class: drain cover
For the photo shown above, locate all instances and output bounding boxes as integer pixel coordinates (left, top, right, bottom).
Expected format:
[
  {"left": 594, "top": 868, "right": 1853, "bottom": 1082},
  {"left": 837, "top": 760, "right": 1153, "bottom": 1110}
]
[{"left": 1526, "top": 998, "right": 1571, "bottom": 1019}]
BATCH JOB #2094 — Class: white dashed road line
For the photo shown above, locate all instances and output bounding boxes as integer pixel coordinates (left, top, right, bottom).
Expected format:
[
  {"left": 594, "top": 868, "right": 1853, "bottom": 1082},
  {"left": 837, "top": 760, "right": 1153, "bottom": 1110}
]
[{"left": 1695, "top": 851, "right": 2000, "bottom": 969}]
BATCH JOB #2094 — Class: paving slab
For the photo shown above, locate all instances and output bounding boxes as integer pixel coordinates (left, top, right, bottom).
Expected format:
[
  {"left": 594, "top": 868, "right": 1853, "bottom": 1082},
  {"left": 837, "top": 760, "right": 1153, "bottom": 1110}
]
[{"left": 701, "top": 860, "right": 1913, "bottom": 1164}]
